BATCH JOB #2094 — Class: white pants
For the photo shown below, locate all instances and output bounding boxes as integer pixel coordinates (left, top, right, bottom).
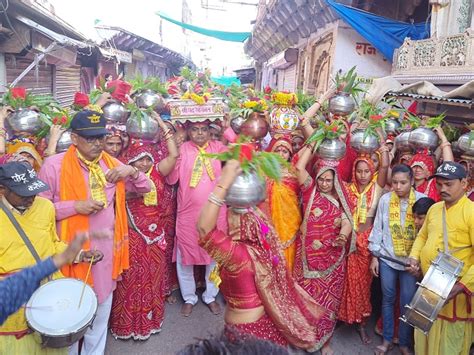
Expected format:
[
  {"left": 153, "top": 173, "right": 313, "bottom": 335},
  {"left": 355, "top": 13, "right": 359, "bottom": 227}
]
[
  {"left": 69, "top": 292, "right": 113, "bottom": 355},
  {"left": 176, "top": 249, "right": 219, "bottom": 305}
]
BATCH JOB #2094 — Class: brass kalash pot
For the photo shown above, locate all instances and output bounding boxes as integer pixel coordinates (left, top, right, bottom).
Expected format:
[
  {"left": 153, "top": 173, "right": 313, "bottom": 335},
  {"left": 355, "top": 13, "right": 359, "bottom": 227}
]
[{"left": 240, "top": 112, "right": 269, "bottom": 141}]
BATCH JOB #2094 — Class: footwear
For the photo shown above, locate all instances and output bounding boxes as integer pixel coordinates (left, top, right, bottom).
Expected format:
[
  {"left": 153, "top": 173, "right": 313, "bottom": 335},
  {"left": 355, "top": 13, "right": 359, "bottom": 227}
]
[
  {"left": 206, "top": 301, "right": 222, "bottom": 315},
  {"left": 181, "top": 303, "right": 193, "bottom": 317},
  {"left": 357, "top": 325, "right": 372, "bottom": 344},
  {"left": 374, "top": 343, "right": 394, "bottom": 355},
  {"left": 399, "top": 346, "right": 413, "bottom": 355}
]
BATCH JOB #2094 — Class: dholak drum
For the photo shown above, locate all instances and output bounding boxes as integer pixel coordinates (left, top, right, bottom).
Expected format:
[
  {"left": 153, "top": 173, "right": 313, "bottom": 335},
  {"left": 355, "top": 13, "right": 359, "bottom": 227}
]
[
  {"left": 400, "top": 252, "right": 464, "bottom": 334},
  {"left": 25, "top": 278, "right": 98, "bottom": 348}
]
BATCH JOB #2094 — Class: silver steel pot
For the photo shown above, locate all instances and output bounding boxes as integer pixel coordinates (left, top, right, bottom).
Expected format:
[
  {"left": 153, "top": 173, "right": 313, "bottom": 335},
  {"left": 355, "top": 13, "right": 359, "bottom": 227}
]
[
  {"left": 328, "top": 92, "right": 355, "bottom": 116},
  {"left": 225, "top": 171, "right": 266, "bottom": 211},
  {"left": 46, "top": 130, "right": 72, "bottom": 153},
  {"left": 395, "top": 131, "right": 413, "bottom": 151},
  {"left": 317, "top": 138, "right": 346, "bottom": 160},
  {"left": 126, "top": 112, "right": 160, "bottom": 141},
  {"left": 458, "top": 133, "right": 474, "bottom": 156},
  {"left": 6, "top": 108, "right": 46, "bottom": 135},
  {"left": 102, "top": 101, "right": 128, "bottom": 124},
  {"left": 230, "top": 116, "right": 245, "bottom": 134},
  {"left": 385, "top": 119, "right": 401, "bottom": 134},
  {"left": 409, "top": 127, "right": 439, "bottom": 152},
  {"left": 350, "top": 129, "right": 380, "bottom": 154},
  {"left": 134, "top": 90, "right": 165, "bottom": 111}
]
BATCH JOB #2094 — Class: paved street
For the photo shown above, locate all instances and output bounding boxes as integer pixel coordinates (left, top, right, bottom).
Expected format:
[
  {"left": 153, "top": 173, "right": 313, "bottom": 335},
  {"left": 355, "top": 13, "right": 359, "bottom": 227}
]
[{"left": 105, "top": 290, "right": 404, "bottom": 355}]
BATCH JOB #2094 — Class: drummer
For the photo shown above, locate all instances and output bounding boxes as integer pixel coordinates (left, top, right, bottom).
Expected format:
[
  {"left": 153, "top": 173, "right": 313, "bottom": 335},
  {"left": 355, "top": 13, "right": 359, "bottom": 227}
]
[
  {"left": 0, "top": 162, "right": 102, "bottom": 354},
  {"left": 407, "top": 162, "right": 474, "bottom": 355}
]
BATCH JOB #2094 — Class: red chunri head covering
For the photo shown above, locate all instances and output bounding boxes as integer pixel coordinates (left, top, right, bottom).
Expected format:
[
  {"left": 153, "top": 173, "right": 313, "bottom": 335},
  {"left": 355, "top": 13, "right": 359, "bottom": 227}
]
[
  {"left": 123, "top": 141, "right": 155, "bottom": 165},
  {"left": 410, "top": 153, "right": 436, "bottom": 175},
  {"left": 267, "top": 134, "right": 293, "bottom": 155}
]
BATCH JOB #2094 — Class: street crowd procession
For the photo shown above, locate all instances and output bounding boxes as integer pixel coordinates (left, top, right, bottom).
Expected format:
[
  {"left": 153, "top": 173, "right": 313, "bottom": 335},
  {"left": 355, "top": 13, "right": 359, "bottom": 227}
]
[
  {"left": 1, "top": 0, "right": 474, "bottom": 352},
  {"left": 0, "top": 62, "right": 473, "bottom": 355}
]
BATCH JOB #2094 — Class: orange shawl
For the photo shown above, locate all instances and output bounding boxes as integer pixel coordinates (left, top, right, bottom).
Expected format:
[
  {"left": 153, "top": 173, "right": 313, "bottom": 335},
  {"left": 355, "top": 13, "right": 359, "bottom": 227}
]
[{"left": 59, "top": 145, "right": 129, "bottom": 286}]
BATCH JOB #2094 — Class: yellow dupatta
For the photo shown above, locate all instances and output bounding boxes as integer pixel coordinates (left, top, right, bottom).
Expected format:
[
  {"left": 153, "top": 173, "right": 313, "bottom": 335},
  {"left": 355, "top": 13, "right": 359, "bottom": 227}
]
[
  {"left": 389, "top": 189, "right": 417, "bottom": 256},
  {"left": 189, "top": 143, "right": 215, "bottom": 187}
]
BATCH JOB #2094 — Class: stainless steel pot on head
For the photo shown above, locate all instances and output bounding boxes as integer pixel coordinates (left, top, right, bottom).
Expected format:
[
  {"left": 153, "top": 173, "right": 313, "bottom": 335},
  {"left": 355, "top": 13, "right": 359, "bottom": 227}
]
[{"left": 225, "top": 171, "right": 266, "bottom": 213}]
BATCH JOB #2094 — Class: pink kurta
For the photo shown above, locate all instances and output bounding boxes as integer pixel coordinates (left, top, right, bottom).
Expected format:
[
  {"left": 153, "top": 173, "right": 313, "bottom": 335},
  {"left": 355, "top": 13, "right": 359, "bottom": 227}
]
[
  {"left": 166, "top": 140, "right": 227, "bottom": 265},
  {"left": 38, "top": 152, "right": 150, "bottom": 303}
]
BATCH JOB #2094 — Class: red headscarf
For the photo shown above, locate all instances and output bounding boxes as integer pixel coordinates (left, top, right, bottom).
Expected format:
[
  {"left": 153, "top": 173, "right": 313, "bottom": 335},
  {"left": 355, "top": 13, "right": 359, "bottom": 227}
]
[
  {"left": 410, "top": 153, "right": 436, "bottom": 175},
  {"left": 267, "top": 134, "right": 293, "bottom": 155}
]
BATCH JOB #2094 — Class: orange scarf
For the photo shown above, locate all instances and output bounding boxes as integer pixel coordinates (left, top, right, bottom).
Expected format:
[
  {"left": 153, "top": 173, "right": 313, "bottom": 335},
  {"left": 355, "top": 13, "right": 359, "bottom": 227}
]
[{"left": 59, "top": 145, "right": 129, "bottom": 286}]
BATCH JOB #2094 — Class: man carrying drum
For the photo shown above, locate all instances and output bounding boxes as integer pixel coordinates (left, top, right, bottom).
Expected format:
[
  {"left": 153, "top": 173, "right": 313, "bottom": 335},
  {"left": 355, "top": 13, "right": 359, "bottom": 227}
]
[
  {"left": 0, "top": 162, "right": 102, "bottom": 354},
  {"left": 407, "top": 162, "right": 474, "bottom": 355},
  {"left": 39, "top": 111, "right": 151, "bottom": 354}
]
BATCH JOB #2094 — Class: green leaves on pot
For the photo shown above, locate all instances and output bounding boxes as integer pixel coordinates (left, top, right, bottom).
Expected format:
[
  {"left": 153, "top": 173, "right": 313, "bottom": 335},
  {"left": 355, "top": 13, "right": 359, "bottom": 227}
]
[
  {"left": 425, "top": 113, "right": 445, "bottom": 129},
  {"left": 334, "top": 66, "right": 364, "bottom": 96},
  {"left": 203, "top": 136, "right": 288, "bottom": 182},
  {"left": 306, "top": 120, "right": 345, "bottom": 150},
  {"left": 130, "top": 74, "right": 168, "bottom": 96}
]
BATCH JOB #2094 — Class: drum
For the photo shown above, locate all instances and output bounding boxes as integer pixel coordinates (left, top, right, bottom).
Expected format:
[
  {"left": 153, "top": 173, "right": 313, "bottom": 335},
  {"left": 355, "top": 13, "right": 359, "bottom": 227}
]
[
  {"left": 400, "top": 252, "right": 464, "bottom": 334},
  {"left": 25, "top": 278, "right": 98, "bottom": 348}
]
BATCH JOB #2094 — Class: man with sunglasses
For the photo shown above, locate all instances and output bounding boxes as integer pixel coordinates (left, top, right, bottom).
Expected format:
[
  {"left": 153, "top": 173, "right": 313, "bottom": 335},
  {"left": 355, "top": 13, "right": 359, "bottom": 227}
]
[{"left": 38, "top": 110, "right": 151, "bottom": 355}]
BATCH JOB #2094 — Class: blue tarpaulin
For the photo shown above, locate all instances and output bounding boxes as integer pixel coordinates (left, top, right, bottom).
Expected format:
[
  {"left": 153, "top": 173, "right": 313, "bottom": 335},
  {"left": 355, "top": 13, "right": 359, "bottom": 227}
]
[
  {"left": 211, "top": 76, "right": 241, "bottom": 87},
  {"left": 326, "top": 0, "right": 430, "bottom": 61},
  {"left": 157, "top": 12, "right": 251, "bottom": 43}
]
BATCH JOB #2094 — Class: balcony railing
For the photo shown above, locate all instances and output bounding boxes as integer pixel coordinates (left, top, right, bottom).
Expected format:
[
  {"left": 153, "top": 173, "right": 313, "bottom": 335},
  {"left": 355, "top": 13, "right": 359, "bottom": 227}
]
[{"left": 392, "top": 30, "right": 474, "bottom": 84}]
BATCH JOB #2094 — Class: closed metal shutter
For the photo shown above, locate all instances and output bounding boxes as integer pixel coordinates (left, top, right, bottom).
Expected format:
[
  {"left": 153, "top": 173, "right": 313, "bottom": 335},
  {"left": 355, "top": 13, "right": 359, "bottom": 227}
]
[
  {"left": 6, "top": 56, "right": 53, "bottom": 96},
  {"left": 282, "top": 64, "right": 297, "bottom": 92},
  {"left": 55, "top": 65, "right": 81, "bottom": 107}
]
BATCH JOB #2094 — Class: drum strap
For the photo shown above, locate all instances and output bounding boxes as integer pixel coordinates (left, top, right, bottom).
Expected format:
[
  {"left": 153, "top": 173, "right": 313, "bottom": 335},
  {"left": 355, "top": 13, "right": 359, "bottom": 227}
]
[
  {"left": 442, "top": 205, "right": 471, "bottom": 255},
  {"left": 0, "top": 201, "right": 42, "bottom": 264},
  {"left": 442, "top": 206, "right": 450, "bottom": 254}
]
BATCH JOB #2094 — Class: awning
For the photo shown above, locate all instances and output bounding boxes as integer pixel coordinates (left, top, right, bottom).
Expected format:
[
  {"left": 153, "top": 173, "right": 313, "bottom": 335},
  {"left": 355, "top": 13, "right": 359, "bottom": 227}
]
[
  {"left": 98, "top": 47, "right": 133, "bottom": 63},
  {"left": 15, "top": 15, "right": 90, "bottom": 48}
]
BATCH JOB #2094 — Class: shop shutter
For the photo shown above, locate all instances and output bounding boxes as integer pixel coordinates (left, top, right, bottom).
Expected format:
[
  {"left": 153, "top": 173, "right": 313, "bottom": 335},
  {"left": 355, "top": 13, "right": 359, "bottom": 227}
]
[
  {"left": 55, "top": 65, "right": 81, "bottom": 107},
  {"left": 6, "top": 56, "right": 53, "bottom": 96},
  {"left": 282, "top": 64, "right": 297, "bottom": 92}
]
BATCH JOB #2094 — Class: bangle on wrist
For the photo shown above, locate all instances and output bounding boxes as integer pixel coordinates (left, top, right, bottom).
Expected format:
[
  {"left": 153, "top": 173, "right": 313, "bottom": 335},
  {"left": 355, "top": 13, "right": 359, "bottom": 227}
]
[
  {"left": 208, "top": 192, "right": 225, "bottom": 207},
  {"left": 216, "top": 184, "right": 228, "bottom": 191}
]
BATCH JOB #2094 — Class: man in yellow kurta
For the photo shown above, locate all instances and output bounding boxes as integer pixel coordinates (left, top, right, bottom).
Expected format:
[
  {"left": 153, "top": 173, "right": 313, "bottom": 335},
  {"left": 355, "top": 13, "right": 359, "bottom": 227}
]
[
  {"left": 0, "top": 162, "right": 100, "bottom": 354},
  {"left": 407, "top": 161, "right": 474, "bottom": 355}
]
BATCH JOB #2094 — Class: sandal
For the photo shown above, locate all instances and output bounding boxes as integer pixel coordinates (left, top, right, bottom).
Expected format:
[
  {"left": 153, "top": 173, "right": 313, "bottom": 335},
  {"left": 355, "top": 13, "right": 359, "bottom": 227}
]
[
  {"left": 357, "top": 325, "right": 372, "bottom": 344},
  {"left": 399, "top": 346, "right": 413, "bottom": 355},
  {"left": 374, "top": 343, "right": 394, "bottom": 355}
]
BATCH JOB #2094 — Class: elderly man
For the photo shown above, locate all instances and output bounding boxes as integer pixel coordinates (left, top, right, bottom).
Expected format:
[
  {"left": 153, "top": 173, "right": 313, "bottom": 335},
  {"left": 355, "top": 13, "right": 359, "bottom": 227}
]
[
  {"left": 166, "top": 121, "right": 227, "bottom": 317},
  {"left": 39, "top": 110, "right": 151, "bottom": 355},
  {"left": 0, "top": 162, "right": 101, "bottom": 353},
  {"left": 407, "top": 162, "right": 474, "bottom": 355}
]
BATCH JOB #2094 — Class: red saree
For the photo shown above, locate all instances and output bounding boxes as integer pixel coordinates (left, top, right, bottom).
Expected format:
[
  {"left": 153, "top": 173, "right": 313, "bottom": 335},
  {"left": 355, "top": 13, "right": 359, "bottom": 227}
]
[
  {"left": 338, "top": 157, "right": 379, "bottom": 324},
  {"left": 294, "top": 166, "right": 354, "bottom": 350},
  {"left": 110, "top": 144, "right": 170, "bottom": 340},
  {"left": 199, "top": 209, "right": 325, "bottom": 350}
]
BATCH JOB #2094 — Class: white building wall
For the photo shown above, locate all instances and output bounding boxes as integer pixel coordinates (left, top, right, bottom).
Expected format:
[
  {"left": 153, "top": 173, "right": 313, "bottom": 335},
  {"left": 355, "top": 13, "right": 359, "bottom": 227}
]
[{"left": 333, "top": 22, "right": 392, "bottom": 79}]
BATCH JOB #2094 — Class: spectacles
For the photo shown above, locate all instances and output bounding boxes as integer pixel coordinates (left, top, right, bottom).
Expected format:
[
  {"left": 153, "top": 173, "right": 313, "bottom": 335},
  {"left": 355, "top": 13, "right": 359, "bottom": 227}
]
[
  {"left": 317, "top": 177, "right": 334, "bottom": 184},
  {"left": 79, "top": 135, "right": 106, "bottom": 144}
]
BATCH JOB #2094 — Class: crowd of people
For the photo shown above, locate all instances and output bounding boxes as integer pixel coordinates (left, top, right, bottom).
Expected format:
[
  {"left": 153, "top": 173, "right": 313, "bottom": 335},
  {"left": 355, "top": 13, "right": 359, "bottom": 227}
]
[{"left": 0, "top": 80, "right": 473, "bottom": 355}]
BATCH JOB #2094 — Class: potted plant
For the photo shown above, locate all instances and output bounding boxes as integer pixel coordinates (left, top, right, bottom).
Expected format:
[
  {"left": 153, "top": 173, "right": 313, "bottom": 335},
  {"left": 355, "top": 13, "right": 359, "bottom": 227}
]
[
  {"left": 305, "top": 120, "right": 347, "bottom": 160},
  {"left": 232, "top": 98, "right": 270, "bottom": 140},
  {"left": 130, "top": 74, "right": 168, "bottom": 111},
  {"left": 205, "top": 136, "right": 287, "bottom": 211},
  {"left": 409, "top": 113, "right": 445, "bottom": 152},
  {"left": 328, "top": 66, "right": 364, "bottom": 116},
  {"left": 125, "top": 102, "right": 159, "bottom": 141},
  {"left": 2, "top": 87, "right": 62, "bottom": 137}
]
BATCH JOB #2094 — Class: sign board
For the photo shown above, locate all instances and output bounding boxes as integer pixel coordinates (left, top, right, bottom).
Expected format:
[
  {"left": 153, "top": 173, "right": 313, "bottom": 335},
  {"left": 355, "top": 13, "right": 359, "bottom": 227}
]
[{"left": 168, "top": 98, "right": 225, "bottom": 123}]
